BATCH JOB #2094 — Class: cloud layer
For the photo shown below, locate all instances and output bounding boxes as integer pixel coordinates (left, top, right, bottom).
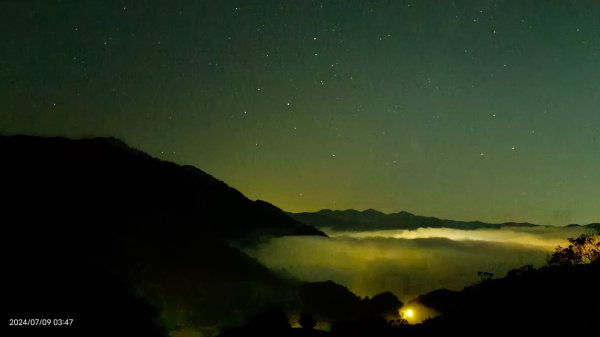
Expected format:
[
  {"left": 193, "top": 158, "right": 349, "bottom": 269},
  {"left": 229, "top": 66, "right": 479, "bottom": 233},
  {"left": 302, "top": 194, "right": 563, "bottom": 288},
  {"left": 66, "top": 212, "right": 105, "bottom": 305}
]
[{"left": 246, "top": 226, "right": 595, "bottom": 301}]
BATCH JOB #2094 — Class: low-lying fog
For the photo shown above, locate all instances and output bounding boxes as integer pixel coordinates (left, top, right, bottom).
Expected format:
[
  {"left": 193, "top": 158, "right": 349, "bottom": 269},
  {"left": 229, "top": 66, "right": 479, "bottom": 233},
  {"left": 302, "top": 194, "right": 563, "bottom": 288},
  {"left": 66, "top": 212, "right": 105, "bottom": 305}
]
[{"left": 245, "top": 226, "right": 595, "bottom": 301}]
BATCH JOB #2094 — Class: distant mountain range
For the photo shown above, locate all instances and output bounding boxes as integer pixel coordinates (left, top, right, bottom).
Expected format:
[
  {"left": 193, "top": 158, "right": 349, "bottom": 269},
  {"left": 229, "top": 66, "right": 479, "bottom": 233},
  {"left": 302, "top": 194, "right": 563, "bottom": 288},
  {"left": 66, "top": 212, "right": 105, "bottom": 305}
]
[
  {"left": 569, "top": 222, "right": 600, "bottom": 232},
  {"left": 290, "top": 209, "right": 599, "bottom": 231}
]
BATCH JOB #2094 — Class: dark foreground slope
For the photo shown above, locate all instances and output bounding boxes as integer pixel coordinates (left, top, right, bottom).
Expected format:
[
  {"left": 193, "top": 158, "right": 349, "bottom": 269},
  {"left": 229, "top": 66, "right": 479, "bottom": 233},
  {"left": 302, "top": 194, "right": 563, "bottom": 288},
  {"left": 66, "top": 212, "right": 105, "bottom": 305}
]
[
  {"left": 291, "top": 209, "right": 539, "bottom": 231},
  {"left": 216, "top": 261, "right": 600, "bottom": 337},
  {"left": 1, "top": 135, "right": 327, "bottom": 336},
  {"left": 412, "top": 261, "right": 600, "bottom": 336}
]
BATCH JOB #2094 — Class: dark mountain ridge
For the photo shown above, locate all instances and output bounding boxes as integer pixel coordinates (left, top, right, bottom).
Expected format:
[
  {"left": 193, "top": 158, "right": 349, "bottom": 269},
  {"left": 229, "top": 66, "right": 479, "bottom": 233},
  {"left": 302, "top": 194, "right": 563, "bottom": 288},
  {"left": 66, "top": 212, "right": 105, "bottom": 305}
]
[
  {"left": 411, "top": 261, "right": 600, "bottom": 336},
  {"left": 567, "top": 222, "right": 600, "bottom": 233},
  {"left": 215, "top": 260, "right": 600, "bottom": 337},
  {"left": 2, "top": 134, "right": 324, "bottom": 240},
  {"left": 1, "top": 135, "right": 331, "bottom": 336},
  {"left": 290, "top": 209, "right": 542, "bottom": 231}
]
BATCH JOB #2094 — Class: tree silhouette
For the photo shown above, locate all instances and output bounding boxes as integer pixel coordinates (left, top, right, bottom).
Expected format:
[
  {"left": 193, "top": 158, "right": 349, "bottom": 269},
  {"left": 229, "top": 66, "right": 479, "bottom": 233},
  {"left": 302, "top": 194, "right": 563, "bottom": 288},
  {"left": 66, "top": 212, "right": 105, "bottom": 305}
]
[
  {"left": 477, "top": 271, "right": 494, "bottom": 282},
  {"left": 548, "top": 234, "right": 600, "bottom": 266}
]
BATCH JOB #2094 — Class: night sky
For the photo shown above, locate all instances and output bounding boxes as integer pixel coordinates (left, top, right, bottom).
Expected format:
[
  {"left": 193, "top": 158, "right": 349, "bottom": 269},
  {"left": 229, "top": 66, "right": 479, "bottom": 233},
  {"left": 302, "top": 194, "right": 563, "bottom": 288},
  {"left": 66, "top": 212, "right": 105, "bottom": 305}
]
[{"left": 2, "top": 1, "right": 599, "bottom": 226}]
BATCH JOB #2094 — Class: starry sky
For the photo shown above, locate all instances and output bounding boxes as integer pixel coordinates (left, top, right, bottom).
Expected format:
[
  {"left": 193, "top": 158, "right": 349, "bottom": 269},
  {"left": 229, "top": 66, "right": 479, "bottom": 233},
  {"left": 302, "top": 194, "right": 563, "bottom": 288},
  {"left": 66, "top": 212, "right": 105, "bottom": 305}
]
[{"left": 2, "top": 0, "right": 599, "bottom": 226}]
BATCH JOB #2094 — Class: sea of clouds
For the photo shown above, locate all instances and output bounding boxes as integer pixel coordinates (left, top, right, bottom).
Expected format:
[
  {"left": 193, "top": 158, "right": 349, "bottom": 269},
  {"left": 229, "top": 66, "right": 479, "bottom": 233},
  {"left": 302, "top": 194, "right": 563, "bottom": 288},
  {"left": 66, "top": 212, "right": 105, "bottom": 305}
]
[{"left": 245, "top": 226, "right": 595, "bottom": 301}]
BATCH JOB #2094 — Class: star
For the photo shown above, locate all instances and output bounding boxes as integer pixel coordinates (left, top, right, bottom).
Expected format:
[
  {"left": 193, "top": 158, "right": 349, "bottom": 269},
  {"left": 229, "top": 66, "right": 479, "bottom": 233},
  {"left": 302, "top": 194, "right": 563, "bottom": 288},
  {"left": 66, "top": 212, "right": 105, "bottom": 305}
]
[{"left": 4, "top": 0, "right": 598, "bottom": 230}]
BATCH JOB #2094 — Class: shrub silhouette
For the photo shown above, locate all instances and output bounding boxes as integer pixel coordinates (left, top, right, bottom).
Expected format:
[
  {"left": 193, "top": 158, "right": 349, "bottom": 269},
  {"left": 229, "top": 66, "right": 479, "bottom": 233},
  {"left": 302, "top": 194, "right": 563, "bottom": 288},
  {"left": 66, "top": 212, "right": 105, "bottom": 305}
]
[{"left": 548, "top": 234, "right": 600, "bottom": 266}]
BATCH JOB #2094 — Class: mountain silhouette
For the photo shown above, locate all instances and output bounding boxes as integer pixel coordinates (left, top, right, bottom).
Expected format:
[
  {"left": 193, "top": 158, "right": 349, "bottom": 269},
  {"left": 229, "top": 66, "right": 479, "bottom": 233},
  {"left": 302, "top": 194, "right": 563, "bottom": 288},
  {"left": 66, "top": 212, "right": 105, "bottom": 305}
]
[
  {"left": 218, "top": 282, "right": 403, "bottom": 337},
  {"left": 1, "top": 135, "right": 329, "bottom": 336},
  {"left": 567, "top": 222, "right": 600, "bottom": 233},
  {"left": 215, "top": 260, "right": 599, "bottom": 337},
  {"left": 1, "top": 135, "right": 324, "bottom": 241},
  {"left": 290, "top": 209, "right": 539, "bottom": 231},
  {"left": 412, "top": 261, "right": 600, "bottom": 336}
]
